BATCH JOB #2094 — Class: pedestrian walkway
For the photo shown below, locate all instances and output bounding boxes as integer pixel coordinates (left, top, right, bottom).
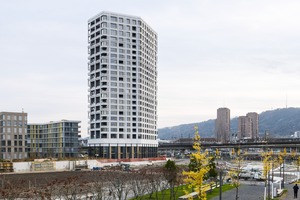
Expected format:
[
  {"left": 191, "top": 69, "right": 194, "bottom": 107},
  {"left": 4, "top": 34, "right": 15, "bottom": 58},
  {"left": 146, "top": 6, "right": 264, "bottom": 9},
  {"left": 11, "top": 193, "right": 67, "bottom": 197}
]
[
  {"left": 209, "top": 183, "right": 298, "bottom": 200},
  {"left": 283, "top": 183, "right": 299, "bottom": 200},
  {"left": 210, "top": 184, "right": 265, "bottom": 200}
]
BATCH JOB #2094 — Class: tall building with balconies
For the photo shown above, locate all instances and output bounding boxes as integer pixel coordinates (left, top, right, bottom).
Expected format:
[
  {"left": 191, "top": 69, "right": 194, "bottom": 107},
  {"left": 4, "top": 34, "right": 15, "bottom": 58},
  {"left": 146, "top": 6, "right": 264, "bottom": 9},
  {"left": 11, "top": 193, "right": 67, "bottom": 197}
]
[
  {"left": 246, "top": 112, "right": 259, "bottom": 140},
  {"left": 87, "top": 12, "right": 158, "bottom": 159},
  {"left": 215, "top": 108, "right": 230, "bottom": 143},
  {"left": 0, "top": 111, "right": 28, "bottom": 160},
  {"left": 237, "top": 116, "right": 252, "bottom": 139},
  {"left": 237, "top": 112, "right": 259, "bottom": 140}
]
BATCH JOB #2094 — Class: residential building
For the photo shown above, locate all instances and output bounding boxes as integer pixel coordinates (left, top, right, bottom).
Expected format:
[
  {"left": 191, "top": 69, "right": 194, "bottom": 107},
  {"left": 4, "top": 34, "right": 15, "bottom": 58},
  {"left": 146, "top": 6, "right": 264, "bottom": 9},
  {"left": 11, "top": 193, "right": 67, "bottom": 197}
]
[
  {"left": 215, "top": 108, "right": 230, "bottom": 143},
  {"left": 237, "top": 112, "right": 259, "bottom": 140},
  {"left": 0, "top": 112, "right": 28, "bottom": 160},
  {"left": 27, "top": 120, "right": 81, "bottom": 158},
  {"left": 246, "top": 112, "right": 259, "bottom": 140},
  {"left": 237, "top": 116, "right": 252, "bottom": 139},
  {"left": 87, "top": 11, "right": 158, "bottom": 159}
]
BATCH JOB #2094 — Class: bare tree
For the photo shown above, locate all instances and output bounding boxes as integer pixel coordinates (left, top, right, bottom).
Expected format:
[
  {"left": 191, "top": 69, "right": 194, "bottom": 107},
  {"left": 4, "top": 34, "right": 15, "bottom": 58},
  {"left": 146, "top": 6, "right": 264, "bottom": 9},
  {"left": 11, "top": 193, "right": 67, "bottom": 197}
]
[
  {"left": 106, "top": 171, "right": 131, "bottom": 200},
  {"left": 0, "top": 179, "right": 26, "bottom": 200},
  {"left": 144, "top": 166, "right": 163, "bottom": 199},
  {"left": 164, "top": 160, "right": 184, "bottom": 200},
  {"left": 129, "top": 170, "right": 150, "bottom": 200},
  {"left": 57, "top": 175, "right": 87, "bottom": 200},
  {"left": 88, "top": 173, "right": 108, "bottom": 200}
]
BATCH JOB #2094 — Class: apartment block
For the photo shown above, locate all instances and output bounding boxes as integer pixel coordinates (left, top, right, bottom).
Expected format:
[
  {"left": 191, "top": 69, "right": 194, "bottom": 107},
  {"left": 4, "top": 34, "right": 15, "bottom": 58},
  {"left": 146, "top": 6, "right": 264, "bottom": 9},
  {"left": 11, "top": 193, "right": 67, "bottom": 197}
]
[
  {"left": 246, "top": 112, "right": 259, "bottom": 140},
  {"left": 0, "top": 112, "right": 28, "bottom": 160},
  {"left": 237, "top": 116, "right": 252, "bottom": 139},
  {"left": 27, "top": 120, "right": 81, "bottom": 158},
  {"left": 87, "top": 11, "right": 158, "bottom": 159},
  {"left": 215, "top": 108, "right": 230, "bottom": 143},
  {"left": 237, "top": 112, "right": 259, "bottom": 140}
]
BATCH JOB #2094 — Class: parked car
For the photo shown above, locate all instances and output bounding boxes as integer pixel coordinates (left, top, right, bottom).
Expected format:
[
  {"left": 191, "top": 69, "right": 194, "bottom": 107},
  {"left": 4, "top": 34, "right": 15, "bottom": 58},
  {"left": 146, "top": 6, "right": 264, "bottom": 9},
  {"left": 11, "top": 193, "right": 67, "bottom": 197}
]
[{"left": 92, "top": 167, "right": 102, "bottom": 171}]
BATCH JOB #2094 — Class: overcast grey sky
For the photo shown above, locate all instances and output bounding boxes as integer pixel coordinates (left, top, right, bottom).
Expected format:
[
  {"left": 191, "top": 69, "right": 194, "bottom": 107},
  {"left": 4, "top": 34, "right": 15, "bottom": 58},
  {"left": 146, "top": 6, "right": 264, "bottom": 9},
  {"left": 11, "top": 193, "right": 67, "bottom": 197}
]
[{"left": 1, "top": 0, "right": 300, "bottom": 136}]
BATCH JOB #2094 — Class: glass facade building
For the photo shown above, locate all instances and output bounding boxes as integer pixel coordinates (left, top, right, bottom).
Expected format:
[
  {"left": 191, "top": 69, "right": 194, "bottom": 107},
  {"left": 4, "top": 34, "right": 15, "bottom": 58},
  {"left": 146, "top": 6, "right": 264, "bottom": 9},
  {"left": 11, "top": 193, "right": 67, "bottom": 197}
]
[{"left": 27, "top": 120, "right": 81, "bottom": 158}]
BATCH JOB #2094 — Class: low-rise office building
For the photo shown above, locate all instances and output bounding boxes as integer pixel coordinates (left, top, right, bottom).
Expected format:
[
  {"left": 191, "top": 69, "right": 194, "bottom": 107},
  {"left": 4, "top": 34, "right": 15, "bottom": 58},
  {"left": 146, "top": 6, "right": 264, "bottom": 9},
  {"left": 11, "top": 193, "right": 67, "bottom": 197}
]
[{"left": 27, "top": 120, "right": 81, "bottom": 158}]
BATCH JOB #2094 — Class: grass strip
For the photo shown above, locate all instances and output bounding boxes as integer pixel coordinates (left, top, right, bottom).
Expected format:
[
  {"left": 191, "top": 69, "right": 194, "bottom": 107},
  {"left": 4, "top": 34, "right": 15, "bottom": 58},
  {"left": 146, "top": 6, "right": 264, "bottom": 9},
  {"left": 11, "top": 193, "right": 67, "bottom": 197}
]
[{"left": 130, "top": 183, "right": 235, "bottom": 200}]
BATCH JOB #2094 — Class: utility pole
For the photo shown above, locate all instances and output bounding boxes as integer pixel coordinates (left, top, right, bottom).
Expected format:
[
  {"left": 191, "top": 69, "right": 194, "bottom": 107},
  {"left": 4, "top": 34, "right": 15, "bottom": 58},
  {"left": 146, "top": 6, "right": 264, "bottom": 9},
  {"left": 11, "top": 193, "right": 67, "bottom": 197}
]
[
  {"left": 219, "top": 170, "right": 222, "bottom": 200},
  {"left": 279, "top": 163, "right": 282, "bottom": 182},
  {"left": 272, "top": 161, "right": 274, "bottom": 199},
  {"left": 268, "top": 170, "right": 271, "bottom": 200},
  {"left": 282, "top": 159, "right": 285, "bottom": 188}
]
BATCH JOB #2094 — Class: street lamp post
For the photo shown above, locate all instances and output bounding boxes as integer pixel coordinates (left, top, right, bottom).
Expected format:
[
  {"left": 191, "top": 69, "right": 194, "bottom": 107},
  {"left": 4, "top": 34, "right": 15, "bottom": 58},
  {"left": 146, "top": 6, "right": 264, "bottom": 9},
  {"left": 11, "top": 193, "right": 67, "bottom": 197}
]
[
  {"left": 219, "top": 170, "right": 223, "bottom": 200},
  {"left": 282, "top": 159, "right": 285, "bottom": 189},
  {"left": 271, "top": 161, "right": 274, "bottom": 199},
  {"left": 268, "top": 169, "right": 271, "bottom": 200},
  {"left": 216, "top": 149, "right": 223, "bottom": 200}
]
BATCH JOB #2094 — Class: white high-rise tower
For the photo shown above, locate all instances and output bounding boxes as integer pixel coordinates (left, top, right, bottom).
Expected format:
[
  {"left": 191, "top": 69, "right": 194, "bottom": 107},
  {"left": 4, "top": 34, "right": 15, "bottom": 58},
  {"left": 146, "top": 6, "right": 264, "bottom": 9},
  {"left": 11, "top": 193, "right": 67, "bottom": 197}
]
[{"left": 87, "top": 12, "right": 158, "bottom": 159}]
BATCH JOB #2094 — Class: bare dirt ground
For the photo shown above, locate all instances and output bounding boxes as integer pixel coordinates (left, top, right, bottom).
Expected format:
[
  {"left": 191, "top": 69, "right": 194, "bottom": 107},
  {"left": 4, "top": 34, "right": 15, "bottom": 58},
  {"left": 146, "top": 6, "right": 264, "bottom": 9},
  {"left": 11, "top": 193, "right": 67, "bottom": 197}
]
[{"left": 0, "top": 171, "right": 102, "bottom": 189}]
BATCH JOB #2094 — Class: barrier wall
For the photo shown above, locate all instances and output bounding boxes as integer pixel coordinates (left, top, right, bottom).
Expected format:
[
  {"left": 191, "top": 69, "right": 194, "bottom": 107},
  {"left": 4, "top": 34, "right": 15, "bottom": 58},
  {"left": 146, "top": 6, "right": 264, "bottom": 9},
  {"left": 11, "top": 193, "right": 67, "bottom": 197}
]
[
  {"left": 11, "top": 157, "right": 167, "bottom": 173},
  {"left": 13, "top": 162, "right": 31, "bottom": 172},
  {"left": 56, "top": 161, "right": 73, "bottom": 171}
]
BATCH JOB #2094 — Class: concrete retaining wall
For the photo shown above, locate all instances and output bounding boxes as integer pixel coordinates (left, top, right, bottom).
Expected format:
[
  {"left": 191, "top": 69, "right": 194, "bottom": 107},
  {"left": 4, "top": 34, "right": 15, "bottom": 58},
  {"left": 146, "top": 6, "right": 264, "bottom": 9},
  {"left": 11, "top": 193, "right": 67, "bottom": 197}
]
[
  {"left": 56, "top": 161, "right": 73, "bottom": 171},
  {"left": 11, "top": 157, "right": 167, "bottom": 173},
  {"left": 13, "top": 162, "right": 31, "bottom": 172}
]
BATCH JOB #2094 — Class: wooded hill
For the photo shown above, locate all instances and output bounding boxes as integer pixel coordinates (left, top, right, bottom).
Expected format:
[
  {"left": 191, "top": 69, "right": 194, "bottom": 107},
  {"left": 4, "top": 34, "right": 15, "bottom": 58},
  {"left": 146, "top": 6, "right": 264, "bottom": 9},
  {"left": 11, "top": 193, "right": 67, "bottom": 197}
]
[{"left": 158, "top": 107, "right": 300, "bottom": 140}]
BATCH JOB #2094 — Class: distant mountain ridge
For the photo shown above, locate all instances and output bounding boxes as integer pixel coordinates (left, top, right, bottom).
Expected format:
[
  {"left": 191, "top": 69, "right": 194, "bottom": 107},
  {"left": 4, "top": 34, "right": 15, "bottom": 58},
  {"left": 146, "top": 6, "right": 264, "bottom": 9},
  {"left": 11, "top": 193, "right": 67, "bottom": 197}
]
[{"left": 158, "top": 107, "right": 300, "bottom": 140}]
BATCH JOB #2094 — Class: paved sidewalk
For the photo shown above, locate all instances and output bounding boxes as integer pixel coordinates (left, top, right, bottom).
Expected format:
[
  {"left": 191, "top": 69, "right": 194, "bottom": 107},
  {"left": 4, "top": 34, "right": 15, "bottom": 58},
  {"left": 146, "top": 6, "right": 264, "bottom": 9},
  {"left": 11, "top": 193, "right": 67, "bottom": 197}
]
[
  {"left": 209, "top": 183, "right": 298, "bottom": 200},
  {"left": 210, "top": 184, "right": 265, "bottom": 200},
  {"left": 283, "top": 183, "right": 298, "bottom": 200}
]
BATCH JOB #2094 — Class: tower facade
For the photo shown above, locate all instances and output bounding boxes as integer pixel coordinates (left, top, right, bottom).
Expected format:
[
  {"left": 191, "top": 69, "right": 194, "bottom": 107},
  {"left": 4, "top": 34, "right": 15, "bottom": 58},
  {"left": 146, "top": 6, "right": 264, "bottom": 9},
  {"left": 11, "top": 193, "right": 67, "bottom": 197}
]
[
  {"left": 237, "top": 116, "right": 252, "bottom": 139},
  {"left": 215, "top": 108, "right": 230, "bottom": 143},
  {"left": 87, "top": 12, "right": 158, "bottom": 159},
  {"left": 246, "top": 112, "right": 259, "bottom": 140},
  {"left": 237, "top": 112, "right": 259, "bottom": 140}
]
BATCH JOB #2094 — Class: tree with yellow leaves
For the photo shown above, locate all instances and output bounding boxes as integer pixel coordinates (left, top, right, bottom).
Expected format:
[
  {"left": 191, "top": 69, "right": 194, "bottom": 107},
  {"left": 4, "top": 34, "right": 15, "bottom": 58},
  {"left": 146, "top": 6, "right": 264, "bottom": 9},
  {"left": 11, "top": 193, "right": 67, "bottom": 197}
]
[
  {"left": 262, "top": 149, "right": 273, "bottom": 200},
  {"left": 290, "top": 149, "right": 300, "bottom": 174},
  {"left": 278, "top": 148, "right": 287, "bottom": 189},
  {"left": 228, "top": 148, "right": 244, "bottom": 200},
  {"left": 183, "top": 126, "right": 210, "bottom": 200}
]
